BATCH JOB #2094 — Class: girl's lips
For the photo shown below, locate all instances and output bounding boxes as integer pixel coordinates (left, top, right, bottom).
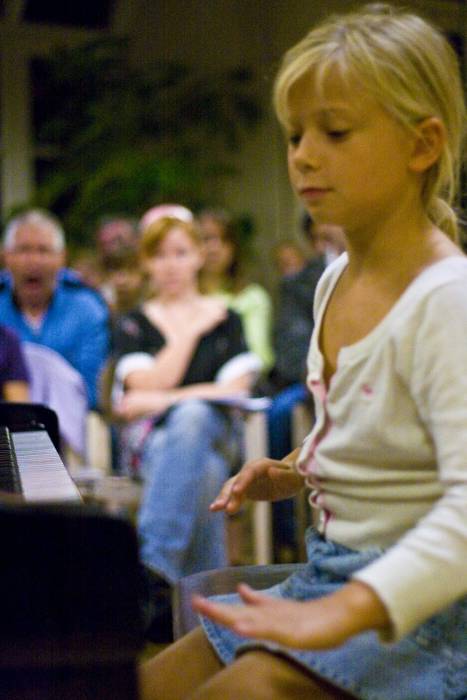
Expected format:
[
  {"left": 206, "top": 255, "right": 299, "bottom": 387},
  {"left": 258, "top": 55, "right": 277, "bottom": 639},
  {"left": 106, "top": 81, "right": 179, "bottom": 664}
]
[{"left": 299, "top": 187, "right": 330, "bottom": 201}]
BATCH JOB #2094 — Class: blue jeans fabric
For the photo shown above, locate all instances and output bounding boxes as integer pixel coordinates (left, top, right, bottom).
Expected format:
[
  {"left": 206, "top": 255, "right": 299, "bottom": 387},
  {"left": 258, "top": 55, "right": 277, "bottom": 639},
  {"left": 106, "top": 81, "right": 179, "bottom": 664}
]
[
  {"left": 137, "top": 400, "right": 231, "bottom": 584},
  {"left": 201, "top": 528, "right": 467, "bottom": 700}
]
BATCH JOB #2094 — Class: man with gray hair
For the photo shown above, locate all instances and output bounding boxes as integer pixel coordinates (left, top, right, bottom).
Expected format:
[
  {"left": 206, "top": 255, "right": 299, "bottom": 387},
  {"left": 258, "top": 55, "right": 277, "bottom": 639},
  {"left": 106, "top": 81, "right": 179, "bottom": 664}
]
[{"left": 0, "top": 209, "right": 110, "bottom": 409}]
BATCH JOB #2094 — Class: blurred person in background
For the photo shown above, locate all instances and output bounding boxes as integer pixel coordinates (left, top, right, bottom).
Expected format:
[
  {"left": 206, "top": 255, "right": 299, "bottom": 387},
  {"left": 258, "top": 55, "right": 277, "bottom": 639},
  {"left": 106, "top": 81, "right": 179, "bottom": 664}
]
[
  {"left": 268, "top": 214, "right": 346, "bottom": 561},
  {"left": 70, "top": 248, "right": 105, "bottom": 291},
  {"left": 95, "top": 215, "right": 139, "bottom": 260},
  {"left": 93, "top": 215, "right": 140, "bottom": 308},
  {"left": 104, "top": 249, "right": 147, "bottom": 317},
  {"left": 0, "top": 209, "right": 110, "bottom": 410},
  {"left": 306, "top": 215, "right": 347, "bottom": 267},
  {"left": 112, "top": 215, "right": 260, "bottom": 642},
  {"left": 271, "top": 214, "right": 345, "bottom": 398},
  {"left": 0, "top": 324, "right": 29, "bottom": 402},
  {"left": 273, "top": 239, "right": 308, "bottom": 278},
  {"left": 139, "top": 204, "right": 193, "bottom": 232},
  {"left": 198, "top": 208, "right": 274, "bottom": 375}
]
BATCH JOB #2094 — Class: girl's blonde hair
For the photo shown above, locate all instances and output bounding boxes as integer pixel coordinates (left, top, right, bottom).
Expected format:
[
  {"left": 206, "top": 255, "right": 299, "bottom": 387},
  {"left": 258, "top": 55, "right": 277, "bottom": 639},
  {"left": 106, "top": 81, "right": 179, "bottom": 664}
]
[
  {"left": 274, "top": 3, "right": 466, "bottom": 241},
  {"left": 140, "top": 216, "right": 202, "bottom": 259}
]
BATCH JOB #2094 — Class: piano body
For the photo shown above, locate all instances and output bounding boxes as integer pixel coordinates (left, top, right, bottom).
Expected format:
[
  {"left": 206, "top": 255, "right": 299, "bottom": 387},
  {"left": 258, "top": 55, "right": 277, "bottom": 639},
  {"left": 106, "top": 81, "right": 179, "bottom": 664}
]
[{"left": 0, "top": 403, "right": 143, "bottom": 699}]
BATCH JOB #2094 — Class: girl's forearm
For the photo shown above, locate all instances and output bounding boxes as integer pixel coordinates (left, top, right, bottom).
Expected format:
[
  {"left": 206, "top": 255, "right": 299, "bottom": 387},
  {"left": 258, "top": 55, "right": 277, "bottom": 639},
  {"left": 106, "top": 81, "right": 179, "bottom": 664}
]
[{"left": 332, "top": 580, "right": 391, "bottom": 637}]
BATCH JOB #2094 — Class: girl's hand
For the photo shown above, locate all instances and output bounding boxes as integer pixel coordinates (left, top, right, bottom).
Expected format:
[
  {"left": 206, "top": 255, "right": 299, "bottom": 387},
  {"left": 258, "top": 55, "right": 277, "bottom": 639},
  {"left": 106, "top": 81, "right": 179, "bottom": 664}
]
[
  {"left": 210, "top": 456, "right": 304, "bottom": 515},
  {"left": 192, "top": 580, "right": 390, "bottom": 650}
]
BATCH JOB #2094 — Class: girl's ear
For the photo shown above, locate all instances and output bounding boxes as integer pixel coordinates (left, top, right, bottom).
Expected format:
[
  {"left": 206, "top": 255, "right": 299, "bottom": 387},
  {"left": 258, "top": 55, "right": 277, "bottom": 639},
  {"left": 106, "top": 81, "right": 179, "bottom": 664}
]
[{"left": 409, "top": 117, "right": 445, "bottom": 173}]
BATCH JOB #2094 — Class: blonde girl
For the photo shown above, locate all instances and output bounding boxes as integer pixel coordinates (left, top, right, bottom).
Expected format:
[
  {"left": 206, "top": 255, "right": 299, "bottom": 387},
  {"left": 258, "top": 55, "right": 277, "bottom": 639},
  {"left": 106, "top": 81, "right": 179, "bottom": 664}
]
[{"left": 141, "top": 5, "right": 467, "bottom": 698}]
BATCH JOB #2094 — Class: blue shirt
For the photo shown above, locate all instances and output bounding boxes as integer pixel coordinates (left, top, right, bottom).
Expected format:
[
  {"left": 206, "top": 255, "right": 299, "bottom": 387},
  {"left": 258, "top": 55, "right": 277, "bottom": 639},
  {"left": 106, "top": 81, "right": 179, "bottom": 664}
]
[{"left": 0, "top": 269, "right": 110, "bottom": 408}]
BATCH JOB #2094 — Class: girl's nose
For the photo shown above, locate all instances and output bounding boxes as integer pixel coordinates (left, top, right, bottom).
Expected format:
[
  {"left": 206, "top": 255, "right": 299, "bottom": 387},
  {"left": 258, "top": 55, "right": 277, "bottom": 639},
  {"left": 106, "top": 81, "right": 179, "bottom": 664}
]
[{"left": 291, "top": 133, "right": 320, "bottom": 172}]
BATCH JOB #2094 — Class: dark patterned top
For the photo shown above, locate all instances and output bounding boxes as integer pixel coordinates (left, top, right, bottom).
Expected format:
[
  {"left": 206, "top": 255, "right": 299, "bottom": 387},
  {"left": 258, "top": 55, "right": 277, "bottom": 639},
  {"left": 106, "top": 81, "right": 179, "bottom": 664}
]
[{"left": 112, "top": 307, "right": 248, "bottom": 386}]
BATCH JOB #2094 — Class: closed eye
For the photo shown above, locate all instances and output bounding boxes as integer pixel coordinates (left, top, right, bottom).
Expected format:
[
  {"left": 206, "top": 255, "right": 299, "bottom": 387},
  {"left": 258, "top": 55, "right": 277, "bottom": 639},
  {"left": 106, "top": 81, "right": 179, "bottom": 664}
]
[
  {"left": 327, "top": 130, "right": 350, "bottom": 140},
  {"left": 287, "top": 133, "right": 302, "bottom": 146}
]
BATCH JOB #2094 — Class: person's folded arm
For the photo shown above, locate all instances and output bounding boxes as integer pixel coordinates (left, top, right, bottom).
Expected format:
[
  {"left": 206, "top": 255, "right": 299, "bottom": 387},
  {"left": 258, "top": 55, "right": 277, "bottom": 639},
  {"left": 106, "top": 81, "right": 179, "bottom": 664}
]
[
  {"left": 123, "top": 337, "right": 200, "bottom": 391},
  {"left": 115, "top": 372, "right": 254, "bottom": 422},
  {"left": 123, "top": 303, "right": 229, "bottom": 391}
]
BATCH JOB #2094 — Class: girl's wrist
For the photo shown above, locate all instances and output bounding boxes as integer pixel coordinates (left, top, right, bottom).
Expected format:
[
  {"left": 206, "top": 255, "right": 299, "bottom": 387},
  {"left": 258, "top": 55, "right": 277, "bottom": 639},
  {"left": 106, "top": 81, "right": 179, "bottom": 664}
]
[{"left": 336, "top": 580, "right": 391, "bottom": 635}]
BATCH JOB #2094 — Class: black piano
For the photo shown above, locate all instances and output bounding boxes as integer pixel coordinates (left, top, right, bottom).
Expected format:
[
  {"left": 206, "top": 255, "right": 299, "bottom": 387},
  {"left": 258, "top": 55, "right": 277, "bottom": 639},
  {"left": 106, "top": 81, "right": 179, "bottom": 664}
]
[{"left": 0, "top": 403, "right": 143, "bottom": 699}]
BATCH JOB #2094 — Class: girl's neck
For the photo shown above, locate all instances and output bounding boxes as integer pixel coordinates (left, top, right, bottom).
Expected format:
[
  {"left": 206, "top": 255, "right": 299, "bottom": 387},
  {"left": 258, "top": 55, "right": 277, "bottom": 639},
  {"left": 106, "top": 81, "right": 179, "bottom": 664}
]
[{"left": 344, "top": 207, "right": 459, "bottom": 281}]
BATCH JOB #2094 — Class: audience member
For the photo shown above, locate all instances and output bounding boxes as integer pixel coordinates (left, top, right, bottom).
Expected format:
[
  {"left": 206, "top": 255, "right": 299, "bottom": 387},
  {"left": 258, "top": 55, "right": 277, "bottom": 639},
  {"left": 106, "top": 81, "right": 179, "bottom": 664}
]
[
  {"left": 139, "top": 204, "right": 193, "bottom": 232},
  {"left": 268, "top": 215, "right": 345, "bottom": 561},
  {"left": 0, "top": 209, "right": 110, "bottom": 410},
  {"left": 306, "top": 216, "right": 347, "bottom": 266},
  {"left": 272, "top": 214, "right": 345, "bottom": 396},
  {"left": 92, "top": 215, "right": 140, "bottom": 307},
  {"left": 273, "top": 240, "right": 308, "bottom": 277},
  {"left": 0, "top": 324, "right": 29, "bottom": 402},
  {"left": 198, "top": 208, "right": 274, "bottom": 374},
  {"left": 95, "top": 215, "right": 139, "bottom": 260},
  {"left": 104, "top": 249, "right": 146, "bottom": 316},
  {"left": 70, "top": 248, "right": 105, "bottom": 291},
  {"left": 112, "top": 215, "right": 260, "bottom": 641}
]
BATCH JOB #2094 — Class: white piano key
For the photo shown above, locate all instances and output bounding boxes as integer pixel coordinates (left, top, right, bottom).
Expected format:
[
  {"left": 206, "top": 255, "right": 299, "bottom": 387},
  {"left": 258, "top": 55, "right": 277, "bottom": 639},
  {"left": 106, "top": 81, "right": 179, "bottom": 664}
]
[{"left": 12, "top": 431, "right": 82, "bottom": 502}]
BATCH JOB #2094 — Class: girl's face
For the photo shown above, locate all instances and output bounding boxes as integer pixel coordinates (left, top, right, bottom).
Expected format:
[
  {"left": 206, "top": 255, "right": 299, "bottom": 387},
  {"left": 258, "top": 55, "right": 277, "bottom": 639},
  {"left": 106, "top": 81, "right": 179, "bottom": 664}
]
[
  {"left": 286, "top": 69, "right": 419, "bottom": 236},
  {"left": 144, "top": 226, "right": 204, "bottom": 296}
]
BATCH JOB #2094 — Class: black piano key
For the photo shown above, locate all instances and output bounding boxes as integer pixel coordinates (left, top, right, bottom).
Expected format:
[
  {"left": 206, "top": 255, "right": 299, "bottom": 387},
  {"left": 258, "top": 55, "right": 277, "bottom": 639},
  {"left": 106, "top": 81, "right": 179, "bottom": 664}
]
[{"left": 0, "top": 425, "right": 23, "bottom": 494}]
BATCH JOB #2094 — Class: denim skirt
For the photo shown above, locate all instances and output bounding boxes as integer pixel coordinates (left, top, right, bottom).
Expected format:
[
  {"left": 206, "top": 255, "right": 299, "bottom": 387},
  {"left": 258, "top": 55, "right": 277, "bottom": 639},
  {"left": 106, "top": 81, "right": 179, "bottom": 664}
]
[{"left": 201, "top": 528, "right": 467, "bottom": 700}]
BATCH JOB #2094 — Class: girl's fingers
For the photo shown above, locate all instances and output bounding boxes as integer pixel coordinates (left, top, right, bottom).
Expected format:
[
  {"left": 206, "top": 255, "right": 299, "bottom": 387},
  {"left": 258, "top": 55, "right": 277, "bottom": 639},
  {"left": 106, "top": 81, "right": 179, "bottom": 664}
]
[
  {"left": 210, "top": 478, "right": 238, "bottom": 511},
  {"left": 191, "top": 594, "right": 279, "bottom": 640},
  {"left": 209, "top": 465, "right": 258, "bottom": 512},
  {"left": 191, "top": 595, "right": 241, "bottom": 629},
  {"left": 210, "top": 459, "right": 280, "bottom": 512},
  {"left": 210, "top": 496, "right": 241, "bottom": 513},
  {"left": 231, "top": 463, "right": 262, "bottom": 492},
  {"left": 236, "top": 583, "right": 269, "bottom": 605}
]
